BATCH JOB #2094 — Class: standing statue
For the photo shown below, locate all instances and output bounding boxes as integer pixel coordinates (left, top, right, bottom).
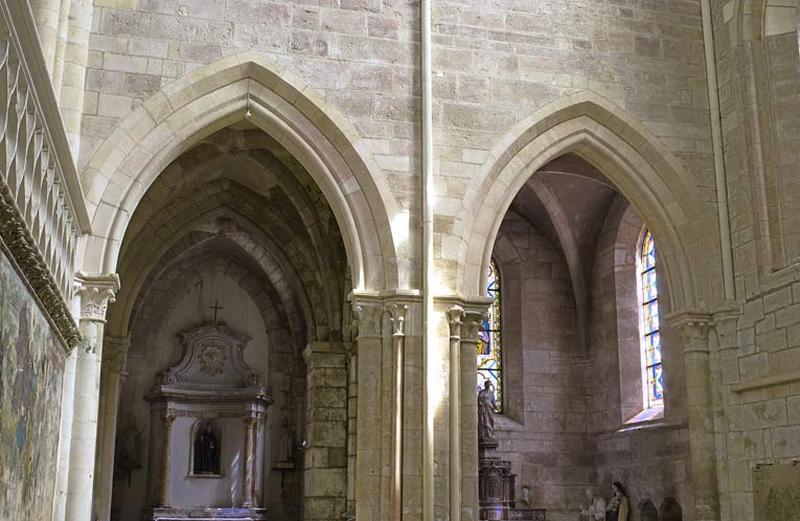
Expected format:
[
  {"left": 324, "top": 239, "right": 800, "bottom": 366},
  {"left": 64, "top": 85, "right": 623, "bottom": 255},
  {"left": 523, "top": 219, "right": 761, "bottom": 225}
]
[
  {"left": 194, "top": 423, "right": 221, "bottom": 475},
  {"left": 605, "top": 481, "right": 629, "bottom": 521},
  {"left": 477, "top": 380, "right": 497, "bottom": 443},
  {"left": 580, "top": 488, "right": 606, "bottom": 521}
]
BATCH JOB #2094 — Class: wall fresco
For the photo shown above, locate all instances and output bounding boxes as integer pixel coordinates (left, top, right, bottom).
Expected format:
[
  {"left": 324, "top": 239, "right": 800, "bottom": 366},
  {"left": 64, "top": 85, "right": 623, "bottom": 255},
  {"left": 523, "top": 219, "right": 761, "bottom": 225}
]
[{"left": 0, "top": 249, "right": 66, "bottom": 519}]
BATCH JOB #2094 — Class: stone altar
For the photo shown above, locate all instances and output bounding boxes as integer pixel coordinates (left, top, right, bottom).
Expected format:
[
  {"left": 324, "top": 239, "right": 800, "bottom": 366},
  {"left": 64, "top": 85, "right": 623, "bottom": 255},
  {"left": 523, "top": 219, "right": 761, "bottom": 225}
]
[{"left": 143, "top": 323, "right": 273, "bottom": 521}]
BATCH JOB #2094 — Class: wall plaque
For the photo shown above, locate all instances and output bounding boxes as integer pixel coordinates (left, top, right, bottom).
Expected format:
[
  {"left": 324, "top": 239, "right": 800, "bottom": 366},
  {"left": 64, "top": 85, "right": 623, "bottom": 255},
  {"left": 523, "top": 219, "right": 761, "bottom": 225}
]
[{"left": 753, "top": 462, "right": 800, "bottom": 521}]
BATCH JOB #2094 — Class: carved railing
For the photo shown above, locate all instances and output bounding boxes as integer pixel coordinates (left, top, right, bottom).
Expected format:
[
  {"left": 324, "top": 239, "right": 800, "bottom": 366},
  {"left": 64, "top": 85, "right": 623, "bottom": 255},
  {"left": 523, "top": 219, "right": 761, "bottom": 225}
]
[{"left": 0, "top": 0, "right": 90, "bottom": 348}]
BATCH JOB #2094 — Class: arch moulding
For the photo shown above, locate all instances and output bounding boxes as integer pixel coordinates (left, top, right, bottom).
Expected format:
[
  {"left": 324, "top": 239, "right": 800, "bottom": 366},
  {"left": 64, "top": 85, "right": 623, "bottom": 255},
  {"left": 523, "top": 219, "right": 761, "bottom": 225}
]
[
  {"left": 79, "top": 51, "right": 400, "bottom": 292},
  {"left": 459, "top": 91, "right": 714, "bottom": 313}
]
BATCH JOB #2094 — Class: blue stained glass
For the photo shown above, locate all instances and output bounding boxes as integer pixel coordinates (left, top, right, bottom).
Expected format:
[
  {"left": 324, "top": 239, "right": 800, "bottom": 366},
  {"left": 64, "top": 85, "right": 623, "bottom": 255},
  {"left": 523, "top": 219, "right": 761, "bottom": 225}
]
[
  {"left": 640, "top": 229, "right": 663, "bottom": 408},
  {"left": 478, "top": 260, "right": 502, "bottom": 412}
]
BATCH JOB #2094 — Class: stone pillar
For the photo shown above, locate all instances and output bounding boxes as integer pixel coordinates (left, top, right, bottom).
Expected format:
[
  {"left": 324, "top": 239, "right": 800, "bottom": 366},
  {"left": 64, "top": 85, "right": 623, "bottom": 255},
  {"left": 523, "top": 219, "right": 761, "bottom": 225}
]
[
  {"left": 29, "top": 0, "right": 62, "bottom": 71},
  {"left": 667, "top": 312, "right": 719, "bottom": 521},
  {"left": 59, "top": 0, "right": 93, "bottom": 156},
  {"left": 447, "top": 306, "right": 464, "bottom": 521},
  {"left": 352, "top": 301, "right": 384, "bottom": 521},
  {"left": 460, "top": 309, "right": 484, "bottom": 521},
  {"left": 303, "top": 341, "right": 350, "bottom": 521},
  {"left": 711, "top": 306, "right": 740, "bottom": 521},
  {"left": 93, "top": 336, "right": 129, "bottom": 521},
  {"left": 243, "top": 415, "right": 256, "bottom": 508},
  {"left": 387, "top": 303, "right": 408, "bottom": 521},
  {"left": 158, "top": 412, "right": 175, "bottom": 507},
  {"left": 65, "top": 273, "right": 119, "bottom": 521},
  {"left": 51, "top": 345, "right": 78, "bottom": 521}
]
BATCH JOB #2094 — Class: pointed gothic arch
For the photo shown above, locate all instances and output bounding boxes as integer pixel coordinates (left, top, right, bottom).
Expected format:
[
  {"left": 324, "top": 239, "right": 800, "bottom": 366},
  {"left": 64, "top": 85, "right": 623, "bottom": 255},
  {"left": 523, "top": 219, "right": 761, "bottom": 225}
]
[
  {"left": 460, "top": 91, "right": 714, "bottom": 313},
  {"left": 79, "top": 51, "right": 400, "bottom": 292}
]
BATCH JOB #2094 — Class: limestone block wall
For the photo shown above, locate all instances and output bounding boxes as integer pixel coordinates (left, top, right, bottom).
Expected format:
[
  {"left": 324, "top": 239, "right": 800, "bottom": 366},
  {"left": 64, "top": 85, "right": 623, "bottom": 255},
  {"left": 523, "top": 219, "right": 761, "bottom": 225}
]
[
  {"left": 492, "top": 201, "right": 696, "bottom": 519},
  {"left": 492, "top": 213, "right": 593, "bottom": 518},
  {"left": 0, "top": 249, "right": 67, "bottom": 520},
  {"left": 707, "top": 2, "right": 800, "bottom": 520},
  {"left": 78, "top": 0, "right": 721, "bottom": 297},
  {"left": 587, "top": 198, "right": 692, "bottom": 519}
]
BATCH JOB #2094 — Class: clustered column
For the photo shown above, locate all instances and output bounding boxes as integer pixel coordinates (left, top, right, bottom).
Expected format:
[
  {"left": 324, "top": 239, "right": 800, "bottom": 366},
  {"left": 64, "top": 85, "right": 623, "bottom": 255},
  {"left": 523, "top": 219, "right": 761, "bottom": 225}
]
[{"left": 65, "top": 273, "right": 119, "bottom": 521}]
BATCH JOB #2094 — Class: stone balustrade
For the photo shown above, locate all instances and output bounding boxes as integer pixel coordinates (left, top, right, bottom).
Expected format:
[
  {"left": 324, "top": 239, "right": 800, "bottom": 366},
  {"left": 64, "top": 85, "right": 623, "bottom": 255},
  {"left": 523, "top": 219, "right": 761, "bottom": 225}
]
[{"left": 0, "top": 0, "right": 89, "bottom": 348}]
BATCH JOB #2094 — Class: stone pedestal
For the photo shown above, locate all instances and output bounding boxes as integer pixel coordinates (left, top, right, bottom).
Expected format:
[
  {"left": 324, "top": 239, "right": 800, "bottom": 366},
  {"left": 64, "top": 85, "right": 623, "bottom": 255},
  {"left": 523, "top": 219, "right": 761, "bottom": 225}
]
[
  {"left": 479, "top": 457, "right": 514, "bottom": 519},
  {"left": 478, "top": 436, "right": 546, "bottom": 521}
]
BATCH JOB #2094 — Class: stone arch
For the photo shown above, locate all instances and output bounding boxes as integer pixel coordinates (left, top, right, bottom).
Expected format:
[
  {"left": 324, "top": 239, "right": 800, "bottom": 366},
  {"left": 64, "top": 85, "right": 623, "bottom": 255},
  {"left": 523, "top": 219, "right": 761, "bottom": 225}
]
[
  {"left": 659, "top": 497, "right": 683, "bottom": 521},
  {"left": 79, "top": 51, "right": 400, "bottom": 291},
  {"left": 639, "top": 498, "right": 658, "bottom": 521},
  {"left": 460, "top": 91, "right": 712, "bottom": 313},
  {"left": 109, "top": 208, "right": 316, "bottom": 347}
]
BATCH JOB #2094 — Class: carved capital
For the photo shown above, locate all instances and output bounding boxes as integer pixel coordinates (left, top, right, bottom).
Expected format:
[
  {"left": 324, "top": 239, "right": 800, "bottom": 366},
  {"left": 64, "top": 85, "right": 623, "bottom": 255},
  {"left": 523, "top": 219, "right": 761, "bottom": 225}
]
[
  {"left": 163, "top": 413, "right": 176, "bottom": 427},
  {"left": 352, "top": 300, "right": 383, "bottom": 338},
  {"left": 74, "top": 272, "right": 120, "bottom": 322},
  {"left": 665, "top": 311, "right": 713, "bottom": 353},
  {"left": 385, "top": 303, "right": 408, "bottom": 337},
  {"left": 447, "top": 305, "right": 465, "bottom": 338},
  {"left": 462, "top": 311, "right": 485, "bottom": 344}
]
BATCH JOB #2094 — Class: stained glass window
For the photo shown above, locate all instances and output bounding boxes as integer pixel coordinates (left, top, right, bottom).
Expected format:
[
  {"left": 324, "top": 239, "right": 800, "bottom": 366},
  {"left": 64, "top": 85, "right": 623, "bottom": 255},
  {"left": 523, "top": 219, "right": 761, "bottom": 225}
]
[
  {"left": 639, "top": 230, "right": 663, "bottom": 408},
  {"left": 478, "top": 259, "right": 502, "bottom": 412}
]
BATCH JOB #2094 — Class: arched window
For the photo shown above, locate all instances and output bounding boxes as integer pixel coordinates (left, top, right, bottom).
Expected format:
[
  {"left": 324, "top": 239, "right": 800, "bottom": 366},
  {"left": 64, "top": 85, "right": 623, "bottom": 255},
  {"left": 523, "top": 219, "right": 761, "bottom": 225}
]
[
  {"left": 478, "top": 259, "right": 502, "bottom": 412},
  {"left": 638, "top": 229, "right": 663, "bottom": 409}
]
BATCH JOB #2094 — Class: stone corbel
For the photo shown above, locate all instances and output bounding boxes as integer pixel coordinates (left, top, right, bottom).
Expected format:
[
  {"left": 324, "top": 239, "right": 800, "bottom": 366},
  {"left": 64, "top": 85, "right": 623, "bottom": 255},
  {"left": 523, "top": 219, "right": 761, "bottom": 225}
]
[
  {"left": 665, "top": 311, "right": 713, "bottom": 354},
  {"left": 74, "top": 272, "right": 120, "bottom": 323},
  {"left": 711, "top": 305, "right": 741, "bottom": 351}
]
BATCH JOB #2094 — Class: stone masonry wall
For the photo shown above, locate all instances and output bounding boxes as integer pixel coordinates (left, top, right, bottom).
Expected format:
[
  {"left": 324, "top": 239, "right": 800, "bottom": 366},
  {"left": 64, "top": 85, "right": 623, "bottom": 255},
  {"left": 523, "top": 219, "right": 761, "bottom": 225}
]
[
  {"left": 588, "top": 198, "right": 693, "bottom": 519},
  {"left": 710, "top": 2, "right": 800, "bottom": 520},
  {"left": 80, "top": 0, "right": 720, "bottom": 299},
  {"left": 493, "top": 212, "right": 592, "bottom": 520}
]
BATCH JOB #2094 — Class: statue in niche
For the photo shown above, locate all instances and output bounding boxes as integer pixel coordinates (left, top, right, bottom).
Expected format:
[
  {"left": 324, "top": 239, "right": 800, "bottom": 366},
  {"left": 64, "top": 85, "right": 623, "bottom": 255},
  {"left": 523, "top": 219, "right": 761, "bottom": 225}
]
[
  {"left": 193, "top": 421, "right": 221, "bottom": 475},
  {"left": 477, "top": 380, "right": 497, "bottom": 443},
  {"left": 519, "top": 485, "right": 531, "bottom": 507}
]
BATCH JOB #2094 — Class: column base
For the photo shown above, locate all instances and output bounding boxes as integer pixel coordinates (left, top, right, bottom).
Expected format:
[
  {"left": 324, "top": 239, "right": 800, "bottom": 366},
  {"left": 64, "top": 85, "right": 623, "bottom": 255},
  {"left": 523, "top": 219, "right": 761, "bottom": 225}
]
[{"left": 143, "top": 507, "right": 267, "bottom": 521}]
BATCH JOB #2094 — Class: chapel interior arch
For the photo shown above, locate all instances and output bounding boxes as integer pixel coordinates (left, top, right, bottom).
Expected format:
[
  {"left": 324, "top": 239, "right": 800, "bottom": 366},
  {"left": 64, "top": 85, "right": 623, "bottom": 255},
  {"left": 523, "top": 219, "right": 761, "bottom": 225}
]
[
  {"left": 481, "top": 151, "right": 694, "bottom": 519},
  {"left": 101, "top": 119, "right": 355, "bottom": 521}
]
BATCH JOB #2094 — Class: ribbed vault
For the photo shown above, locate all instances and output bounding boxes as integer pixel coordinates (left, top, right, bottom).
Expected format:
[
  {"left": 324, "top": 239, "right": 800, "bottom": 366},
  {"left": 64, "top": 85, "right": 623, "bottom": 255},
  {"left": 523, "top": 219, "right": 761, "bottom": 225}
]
[{"left": 106, "top": 125, "right": 351, "bottom": 351}]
